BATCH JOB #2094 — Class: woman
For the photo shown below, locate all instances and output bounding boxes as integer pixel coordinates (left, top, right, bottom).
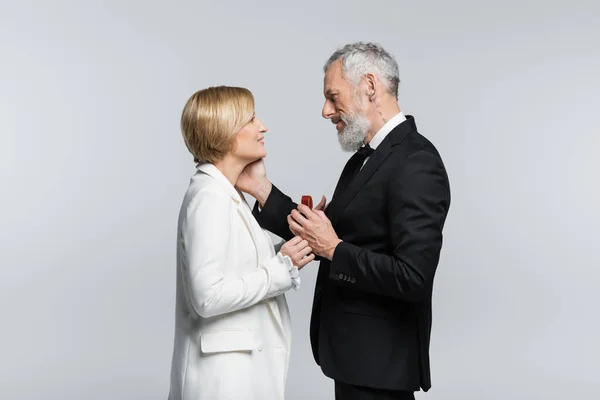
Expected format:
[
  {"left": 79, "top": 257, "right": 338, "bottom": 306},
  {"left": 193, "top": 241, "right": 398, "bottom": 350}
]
[{"left": 168, "top": 86, "right": 314, "bottom": 399}]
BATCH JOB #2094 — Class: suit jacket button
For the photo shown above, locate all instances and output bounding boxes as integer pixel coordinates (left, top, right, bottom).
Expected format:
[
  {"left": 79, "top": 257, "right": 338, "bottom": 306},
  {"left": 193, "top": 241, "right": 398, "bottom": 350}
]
[
  {"left": 350, "top": 277, "right": 356, "bottom": 283},
  {"left": 338, "top": 273, "right": 344, "bottom": 280}
]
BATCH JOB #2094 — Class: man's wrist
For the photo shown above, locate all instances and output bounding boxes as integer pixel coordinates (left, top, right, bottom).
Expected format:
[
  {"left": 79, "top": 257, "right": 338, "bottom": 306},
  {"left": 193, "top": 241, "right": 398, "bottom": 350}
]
[
  {"left": 324, "top": 239, "right": 343, "bottom": 260},
  {"left": 254, "top": 180, "right": 273, "bottom": 208}
]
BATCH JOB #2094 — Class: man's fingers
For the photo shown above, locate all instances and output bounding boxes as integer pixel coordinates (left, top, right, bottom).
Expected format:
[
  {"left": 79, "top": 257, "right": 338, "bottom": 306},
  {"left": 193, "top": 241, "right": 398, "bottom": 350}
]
[
  {"left": 297, "top": 204, "right": 319, "bottom": 221},
  {"left": 315, "top": 209, "right": 329, "bottom": 221},
  {"left": 291, "top": 209, "right": 310, "bottom": 226},
  {"left": 289, "top": 224, "right": 302, "bottom": 237},
  {"left": 315, "top": 195, "right": 327, "bottom": 211},
  {"left": 287, "top": 215, "right": 304, "bottom": 234}
]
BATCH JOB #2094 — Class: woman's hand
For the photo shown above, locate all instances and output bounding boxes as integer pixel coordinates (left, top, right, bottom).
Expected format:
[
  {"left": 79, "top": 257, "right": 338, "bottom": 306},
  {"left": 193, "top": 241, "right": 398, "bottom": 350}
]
[{"left": 279, "top": 236, "right": 314, "bottom": 269}]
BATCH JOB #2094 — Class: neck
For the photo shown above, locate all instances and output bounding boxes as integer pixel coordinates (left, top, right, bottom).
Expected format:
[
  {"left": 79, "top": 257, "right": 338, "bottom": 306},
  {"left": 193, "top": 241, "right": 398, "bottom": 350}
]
[
  {"left": 213, "top": 155, "right": 246, "bottom": 187},
  {"left": 364, "top": 100, "right": 401, "bottom": 144}
]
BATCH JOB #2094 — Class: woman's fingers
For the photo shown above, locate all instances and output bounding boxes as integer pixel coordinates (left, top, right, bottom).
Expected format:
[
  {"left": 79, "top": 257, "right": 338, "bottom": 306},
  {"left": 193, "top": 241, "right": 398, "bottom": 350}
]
[{"left": 297, "top": 253, "right": 315, "bottom": 269}]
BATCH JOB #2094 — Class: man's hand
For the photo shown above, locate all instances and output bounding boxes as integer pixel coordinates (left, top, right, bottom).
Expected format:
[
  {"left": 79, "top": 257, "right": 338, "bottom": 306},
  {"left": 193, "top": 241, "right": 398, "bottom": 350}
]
[
  {"left": 287, "top": 204, "right": 342, "bottom": 260},
  {"left": 314, "top": 195, "right": 327, "bottom": 211},
  {"left": 235, "top": 159, "right": 272, "bottom": 207}
]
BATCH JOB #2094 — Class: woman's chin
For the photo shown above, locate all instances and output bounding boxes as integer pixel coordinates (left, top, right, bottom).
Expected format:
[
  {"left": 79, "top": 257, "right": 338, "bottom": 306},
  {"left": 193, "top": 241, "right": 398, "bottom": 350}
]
[{"left": 244, "top": 152, "right": 266, "bottom": 164}]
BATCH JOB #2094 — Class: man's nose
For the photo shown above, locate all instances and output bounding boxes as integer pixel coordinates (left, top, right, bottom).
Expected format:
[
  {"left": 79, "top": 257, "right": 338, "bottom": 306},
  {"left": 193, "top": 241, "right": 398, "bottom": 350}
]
[{"left": 322, "top": 100, "right": 334, "bottom": 119}]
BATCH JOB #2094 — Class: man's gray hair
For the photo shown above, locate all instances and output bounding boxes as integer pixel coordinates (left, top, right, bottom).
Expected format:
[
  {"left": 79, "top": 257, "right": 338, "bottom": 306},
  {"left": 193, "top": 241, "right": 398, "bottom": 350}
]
[{"left": 324, "top": 42, "right": 400, "bottom": 98}]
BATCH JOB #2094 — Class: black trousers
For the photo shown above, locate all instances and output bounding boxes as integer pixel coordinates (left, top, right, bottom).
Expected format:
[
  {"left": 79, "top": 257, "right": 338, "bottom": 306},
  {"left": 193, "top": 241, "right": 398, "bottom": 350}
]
[{"left": 334, "top": 381, "right": 415, "bottom": 400}]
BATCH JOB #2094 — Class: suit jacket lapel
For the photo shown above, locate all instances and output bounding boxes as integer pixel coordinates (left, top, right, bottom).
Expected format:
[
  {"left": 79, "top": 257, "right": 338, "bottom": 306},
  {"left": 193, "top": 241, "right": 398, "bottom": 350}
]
[
  {"left": 327, "top": 116, "right": 417, "bottom": 228},
  {"left": 327, "top": 147, "right": 392, "bottom": 228}
]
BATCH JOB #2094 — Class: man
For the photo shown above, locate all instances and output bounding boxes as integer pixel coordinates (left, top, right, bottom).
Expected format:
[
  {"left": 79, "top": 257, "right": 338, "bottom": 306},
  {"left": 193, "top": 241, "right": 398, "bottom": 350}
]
[{"left": 236, "top": 42, "right": 451, "bottom": 400}]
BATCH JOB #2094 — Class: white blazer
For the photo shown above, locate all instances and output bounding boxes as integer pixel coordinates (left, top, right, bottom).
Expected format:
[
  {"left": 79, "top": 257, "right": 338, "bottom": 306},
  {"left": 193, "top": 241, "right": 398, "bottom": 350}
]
[{"left": 168, "top": 163, "right": 300, "bottom": 400}]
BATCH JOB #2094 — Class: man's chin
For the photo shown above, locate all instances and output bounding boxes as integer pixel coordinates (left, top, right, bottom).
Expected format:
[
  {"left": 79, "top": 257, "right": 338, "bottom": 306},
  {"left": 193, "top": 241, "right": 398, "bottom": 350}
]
[
  {"left": 337, "top": 135, "right": 362, "bottom": 152},
  {"left": 341, "top": 145, "right": 361, "bottom": 152}
]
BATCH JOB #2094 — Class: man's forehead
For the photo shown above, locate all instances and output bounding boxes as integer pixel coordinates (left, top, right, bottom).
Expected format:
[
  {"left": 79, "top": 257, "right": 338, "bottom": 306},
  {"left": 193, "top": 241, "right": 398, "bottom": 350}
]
[
  {"left": 323, "top": 63, "right": 344, "bottom": 94},
  {"left": 324, "top": 61, "right": 342, "bottom": 79}
]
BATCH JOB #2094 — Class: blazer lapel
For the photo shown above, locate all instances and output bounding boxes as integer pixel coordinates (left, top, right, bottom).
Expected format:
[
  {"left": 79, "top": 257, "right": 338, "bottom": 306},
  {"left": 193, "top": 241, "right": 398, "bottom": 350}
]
[
  {"left": 196, "top": 163, "right": 261, "bottom": 262},
  {"left": 235, "top": 201, "right": 260, "bottom": 266},
  {"left": 197, "top": 162, "right": 286, "bottom": 332},
  {"left": 238, "top": 198, "right": 286, "bottom": 334},
  {"left": 196, "top": 162, "right": 259, "bottom": 265},
  {"left": 327, "top": 116, "right": 417, "bottom": 228},
  {"left": 196, "top": 162, "right": 243, "bottom": 202}
]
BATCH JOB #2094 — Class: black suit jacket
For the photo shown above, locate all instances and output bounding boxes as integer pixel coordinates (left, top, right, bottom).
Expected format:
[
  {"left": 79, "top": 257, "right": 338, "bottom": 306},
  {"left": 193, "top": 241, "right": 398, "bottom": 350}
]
[{"left": 253, "top": 116, "right": 450, "bottom": 392}]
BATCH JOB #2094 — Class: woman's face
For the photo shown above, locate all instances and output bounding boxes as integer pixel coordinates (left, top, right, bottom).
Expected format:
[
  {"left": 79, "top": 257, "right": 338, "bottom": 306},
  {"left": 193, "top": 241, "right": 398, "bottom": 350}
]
[{"left": 230, "top": 113, "right": 267, "bottom": 163}]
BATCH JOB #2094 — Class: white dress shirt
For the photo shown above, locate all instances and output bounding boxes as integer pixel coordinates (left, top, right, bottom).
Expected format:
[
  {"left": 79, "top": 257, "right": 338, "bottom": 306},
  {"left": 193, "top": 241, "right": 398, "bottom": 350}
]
[{"left": 362, "top": 111, "right": 406, "bottom": 168}]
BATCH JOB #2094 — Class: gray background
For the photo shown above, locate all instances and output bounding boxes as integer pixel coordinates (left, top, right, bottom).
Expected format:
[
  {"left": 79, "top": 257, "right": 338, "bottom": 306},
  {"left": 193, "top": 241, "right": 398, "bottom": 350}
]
[{"left": 1, "top": 0, "right": 599, "bottom": 399}]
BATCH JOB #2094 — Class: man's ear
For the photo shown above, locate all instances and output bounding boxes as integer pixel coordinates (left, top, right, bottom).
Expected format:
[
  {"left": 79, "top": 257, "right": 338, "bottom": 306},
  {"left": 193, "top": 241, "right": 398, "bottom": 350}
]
[{"left": 365, "top": 73, "right": 377, "bottom": 100}]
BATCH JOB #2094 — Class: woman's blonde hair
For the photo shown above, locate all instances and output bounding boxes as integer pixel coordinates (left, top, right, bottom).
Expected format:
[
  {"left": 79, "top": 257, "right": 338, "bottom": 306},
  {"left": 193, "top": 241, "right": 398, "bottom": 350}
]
[{"left": 180, "top": 86, "right": 255, "bottom": 163}]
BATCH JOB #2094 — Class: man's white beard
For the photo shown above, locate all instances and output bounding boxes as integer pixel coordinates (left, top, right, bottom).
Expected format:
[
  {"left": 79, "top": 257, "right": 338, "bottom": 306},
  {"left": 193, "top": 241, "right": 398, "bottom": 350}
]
[{"left": 337, "top": 112, "right": 371, "bottom": 152}]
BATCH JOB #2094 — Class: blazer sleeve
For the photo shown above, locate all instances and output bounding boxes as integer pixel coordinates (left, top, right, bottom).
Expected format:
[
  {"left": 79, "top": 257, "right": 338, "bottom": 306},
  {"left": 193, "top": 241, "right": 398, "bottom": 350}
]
[
  {"left": 329, "top": 149, "right": 450, "bottom": 302},
  {"left": 181, "top": 191, "right": 295, "bottom": 319}
]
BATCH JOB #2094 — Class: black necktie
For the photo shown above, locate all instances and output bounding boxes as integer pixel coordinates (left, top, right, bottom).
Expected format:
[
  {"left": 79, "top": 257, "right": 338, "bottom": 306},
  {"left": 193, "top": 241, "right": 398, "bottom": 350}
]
[{"left": 332, "top": 144, "right": 374, "bottom": 200}]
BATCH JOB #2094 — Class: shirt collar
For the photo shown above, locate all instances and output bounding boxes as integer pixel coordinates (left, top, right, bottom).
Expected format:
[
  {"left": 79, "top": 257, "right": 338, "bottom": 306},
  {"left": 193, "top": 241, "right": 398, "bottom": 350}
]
[{"left": 367, "top": 111, "right": 406, "bottom": 150}]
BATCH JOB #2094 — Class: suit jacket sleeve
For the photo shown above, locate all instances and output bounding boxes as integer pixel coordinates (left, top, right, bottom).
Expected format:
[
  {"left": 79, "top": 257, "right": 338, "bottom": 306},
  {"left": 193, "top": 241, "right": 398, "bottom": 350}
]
[
  {"left": 252, "top": 185, "right": 298, "bottom": 241},
  {"left": 329, "top": 149, "right": 450, "bottom": 302},
  {"left": 181, "top": 191, "right": 295, "bottom": 319},
  {"left": 253, "top": 185, "right": 326, "bottom": 262}
]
